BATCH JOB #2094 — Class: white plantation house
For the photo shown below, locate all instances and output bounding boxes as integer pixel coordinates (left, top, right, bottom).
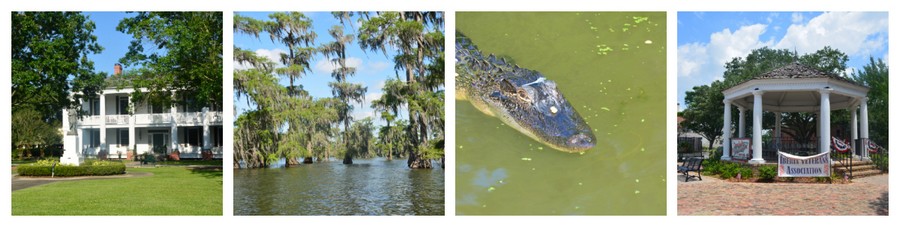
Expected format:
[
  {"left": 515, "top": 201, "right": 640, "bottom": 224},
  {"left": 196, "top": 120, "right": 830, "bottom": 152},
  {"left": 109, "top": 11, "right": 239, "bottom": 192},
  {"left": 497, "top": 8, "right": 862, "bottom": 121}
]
[{"left": 61, "top": 64, "right": 224, "bottom": 165}]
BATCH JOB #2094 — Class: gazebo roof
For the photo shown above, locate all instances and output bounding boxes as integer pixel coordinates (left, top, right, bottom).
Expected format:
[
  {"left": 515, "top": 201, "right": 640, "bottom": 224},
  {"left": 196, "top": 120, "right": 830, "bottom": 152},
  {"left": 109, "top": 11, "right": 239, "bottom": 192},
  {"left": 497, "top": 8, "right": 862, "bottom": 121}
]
[
  {"left": 722, "top": 62, "right": 870, "bottom": 112},
  {"left": 752, "top": 62, "right": 864, "bottom": 87}
]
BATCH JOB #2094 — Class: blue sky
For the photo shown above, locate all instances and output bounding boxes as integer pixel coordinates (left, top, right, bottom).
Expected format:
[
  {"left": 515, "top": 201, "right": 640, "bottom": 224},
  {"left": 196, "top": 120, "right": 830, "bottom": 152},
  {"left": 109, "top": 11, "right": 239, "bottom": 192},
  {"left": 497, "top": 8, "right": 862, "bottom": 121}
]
[
  {"left": 84, "top": 12, "right": 136, "bottom": 76},
  {"left": 677, "top": 12, "right": 889, "bottom": 110},
  {"left": 233, "top": 12, "right": 407, "bottom": 128}
]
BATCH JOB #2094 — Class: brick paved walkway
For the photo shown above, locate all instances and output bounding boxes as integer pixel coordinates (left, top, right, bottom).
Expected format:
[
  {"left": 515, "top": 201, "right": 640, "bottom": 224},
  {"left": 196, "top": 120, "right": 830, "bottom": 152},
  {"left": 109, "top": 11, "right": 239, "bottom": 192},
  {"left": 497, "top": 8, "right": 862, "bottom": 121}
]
[{"left": 678, "top": 174, "right": 888, "bottom": 215}]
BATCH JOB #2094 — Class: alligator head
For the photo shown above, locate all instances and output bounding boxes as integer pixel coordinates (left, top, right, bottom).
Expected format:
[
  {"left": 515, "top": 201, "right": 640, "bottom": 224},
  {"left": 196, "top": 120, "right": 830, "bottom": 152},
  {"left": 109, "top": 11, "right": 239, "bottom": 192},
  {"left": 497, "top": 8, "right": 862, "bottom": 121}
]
[{"left": 483, "top": 72, "right": 596, "bottom": 153}]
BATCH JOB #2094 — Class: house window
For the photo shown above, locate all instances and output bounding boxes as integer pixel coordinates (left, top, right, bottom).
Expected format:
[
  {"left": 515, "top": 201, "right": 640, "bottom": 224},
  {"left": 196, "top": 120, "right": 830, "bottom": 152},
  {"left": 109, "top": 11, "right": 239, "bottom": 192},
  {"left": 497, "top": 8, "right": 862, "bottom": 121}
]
[
  {"left": 118, "top": 129, "right": 129, "bottom": 146},
  {"left": 213, "top": 127, "right": 223, "bottom": 147},
  {"left": 88, "top": 98, "right": 101, "bottom": 116},
  {"left": 184, "top": 128, "right": 201, "bottom": 147},
  {"left": 151, "top": 104, "right": 165, "bottom": 114},
  {"left": 90, "top": 130, "right": 100, "bottom": 147},
  {"left": 117, "top": 97, "right": 128, "bottom": 115}
]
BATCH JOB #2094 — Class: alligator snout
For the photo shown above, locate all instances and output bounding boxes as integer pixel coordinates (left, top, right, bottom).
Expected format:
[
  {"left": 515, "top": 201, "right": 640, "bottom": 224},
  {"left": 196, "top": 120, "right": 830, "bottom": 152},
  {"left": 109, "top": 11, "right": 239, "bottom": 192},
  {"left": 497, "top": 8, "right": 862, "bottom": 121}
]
[{"left": 567, "top": 133, "right": 596, "bottom": 151}]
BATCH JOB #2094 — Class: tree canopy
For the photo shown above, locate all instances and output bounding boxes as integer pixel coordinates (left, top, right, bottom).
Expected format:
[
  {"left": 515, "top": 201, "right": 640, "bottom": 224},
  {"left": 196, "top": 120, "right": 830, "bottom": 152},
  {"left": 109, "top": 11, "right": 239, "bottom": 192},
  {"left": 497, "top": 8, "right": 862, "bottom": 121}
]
[
  {"left": 117, "top": 12, "right": 223, "bottom": 110},
  {"left": 12, "top": 12, "right": 105, "bottom": 122}
]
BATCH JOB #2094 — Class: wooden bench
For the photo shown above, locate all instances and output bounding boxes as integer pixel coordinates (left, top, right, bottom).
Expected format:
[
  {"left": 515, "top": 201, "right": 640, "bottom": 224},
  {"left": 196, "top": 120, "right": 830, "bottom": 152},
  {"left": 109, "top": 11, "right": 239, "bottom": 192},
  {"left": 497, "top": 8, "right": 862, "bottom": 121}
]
[{"left": 678, "top": 157, "right": 703, "bottom": 182}]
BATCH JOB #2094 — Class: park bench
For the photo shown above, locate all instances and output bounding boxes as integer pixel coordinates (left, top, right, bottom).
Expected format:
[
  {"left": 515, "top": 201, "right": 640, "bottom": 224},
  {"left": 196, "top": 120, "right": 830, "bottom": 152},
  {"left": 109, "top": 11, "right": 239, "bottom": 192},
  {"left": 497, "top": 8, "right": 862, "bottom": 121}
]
[{"left": 678, "top": 157, "right": 703, "bottom": 182}]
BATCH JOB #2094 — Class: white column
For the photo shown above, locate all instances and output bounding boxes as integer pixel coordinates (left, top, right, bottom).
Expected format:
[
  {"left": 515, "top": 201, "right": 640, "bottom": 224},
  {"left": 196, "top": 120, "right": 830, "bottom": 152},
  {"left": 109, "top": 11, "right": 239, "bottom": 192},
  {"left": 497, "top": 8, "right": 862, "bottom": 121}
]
[
  {"left": 171, "top": 105, "right": 178, "bottom": 153},
  {"left": 128, "top": 96, "right": 136, "bottom": 154},
  {"left": 860, "top": 97, "right": 870, "bottom": 159},
  {"left": 722, "top": 99, "right": 733, "bottom": 160},
  {"left": 819, "top": 89, "right": 831, "bottom": 154},
  {"left": 738, "top": 107, "right": 746, "bottom": 138},
  {"left": 775, "top": 112, "right": 782, "bottom": 151},
  {"left": 202, "top": 107, "right": 210, "bottom": 150},
  {"left": 99, "top": 94, "right": 107, "bottom": 157},
  {"left": 851, "top": 105, "right": 858, "bottom": 156},
  {"left": 750, "top": 90, "right": 765, "bottom": 164}
]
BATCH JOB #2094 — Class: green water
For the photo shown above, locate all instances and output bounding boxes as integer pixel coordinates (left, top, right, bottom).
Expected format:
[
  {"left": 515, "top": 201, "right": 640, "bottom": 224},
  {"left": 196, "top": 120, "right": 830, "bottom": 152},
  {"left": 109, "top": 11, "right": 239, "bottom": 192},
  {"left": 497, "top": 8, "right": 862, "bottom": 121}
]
[{"left": 456, "top": 12, "right": 666, "bottom": 215}]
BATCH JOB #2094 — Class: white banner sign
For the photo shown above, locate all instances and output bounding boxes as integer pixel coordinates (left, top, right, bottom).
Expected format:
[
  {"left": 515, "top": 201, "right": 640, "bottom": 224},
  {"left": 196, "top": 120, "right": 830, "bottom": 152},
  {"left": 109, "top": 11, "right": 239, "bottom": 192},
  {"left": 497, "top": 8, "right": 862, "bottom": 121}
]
[{"left": 777, "top": 151, "right": 831, "bottom": 177}]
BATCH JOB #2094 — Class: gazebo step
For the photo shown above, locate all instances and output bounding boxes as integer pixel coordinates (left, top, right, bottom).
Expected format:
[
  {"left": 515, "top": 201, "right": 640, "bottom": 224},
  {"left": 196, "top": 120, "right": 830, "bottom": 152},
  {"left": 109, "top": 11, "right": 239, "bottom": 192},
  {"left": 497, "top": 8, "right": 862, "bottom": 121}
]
[
  {"left": 845, "top": 169, "right": 884, "bottom": 178},
  {"left": 834, "top": 164, "right": 877, "bottom": 172},
  {"left": 832, "top": 159, "right": 873, "bottom": 167}
]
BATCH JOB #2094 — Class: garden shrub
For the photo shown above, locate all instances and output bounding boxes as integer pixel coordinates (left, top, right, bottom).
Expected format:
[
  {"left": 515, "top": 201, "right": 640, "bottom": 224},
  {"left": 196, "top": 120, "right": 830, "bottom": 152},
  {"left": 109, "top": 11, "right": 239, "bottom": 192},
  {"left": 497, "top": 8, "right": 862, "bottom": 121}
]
[
  {"left": 17, "top": 160, "right": 126, "bottom": 177},
  {"left": 757, "top": 165, "right": 777, "bottom": 181},
  {"left": 719, "top": 163, "right": 739, "bottom": 179},
  {"left": 737, "top": 166, "right": 753, "bottom": 179}
]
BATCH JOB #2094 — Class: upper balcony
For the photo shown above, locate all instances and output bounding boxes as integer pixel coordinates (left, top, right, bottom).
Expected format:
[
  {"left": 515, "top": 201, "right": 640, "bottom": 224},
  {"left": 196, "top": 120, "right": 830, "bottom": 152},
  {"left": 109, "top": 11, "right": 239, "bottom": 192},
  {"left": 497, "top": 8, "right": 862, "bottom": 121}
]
[{"left": 79, "top": 111, "right": 223, "bottom": 127}]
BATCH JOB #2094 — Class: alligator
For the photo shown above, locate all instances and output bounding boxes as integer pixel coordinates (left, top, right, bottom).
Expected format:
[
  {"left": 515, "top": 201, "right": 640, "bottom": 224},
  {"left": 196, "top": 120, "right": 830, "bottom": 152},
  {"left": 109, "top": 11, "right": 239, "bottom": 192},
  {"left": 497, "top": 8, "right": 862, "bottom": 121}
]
[{"left": 456, "top": 31, "right": 596, "bottom": 153}]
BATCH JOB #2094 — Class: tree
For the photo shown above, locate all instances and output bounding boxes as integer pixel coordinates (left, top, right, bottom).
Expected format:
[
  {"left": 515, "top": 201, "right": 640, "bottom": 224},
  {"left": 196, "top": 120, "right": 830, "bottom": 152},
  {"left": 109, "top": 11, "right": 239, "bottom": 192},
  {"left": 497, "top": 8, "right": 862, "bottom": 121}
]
[
  {"left": 12, "top": 108, "right": 62, "bottom": 159},
  {"left": 117, "top": 12, "right": 223, "bottom": 110},
  {"left": 12, "top": 12, "right": 105, "bottom": 122},
  {"left": 320, "top": 24, "right": 368, "bottom": 164},
  {"left": 343, "top": 118, "right": 376, "bottom": 164},
  {"left": 358, "top": 12, "right": 444, "bottom": 168},
  {"left": 681, "top": 82, "right": 724, "bottom": 150},
  {"left": 852, "top": 57, "right": 888, "bottom": 148}
]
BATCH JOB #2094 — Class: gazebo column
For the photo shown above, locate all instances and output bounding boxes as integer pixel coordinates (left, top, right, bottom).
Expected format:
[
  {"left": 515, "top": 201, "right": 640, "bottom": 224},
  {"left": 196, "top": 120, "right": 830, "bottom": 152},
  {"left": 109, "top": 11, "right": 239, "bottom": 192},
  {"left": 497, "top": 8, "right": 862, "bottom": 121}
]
[
  {"left": 722, "top": 99, "right": 733, "bottom": 160},
  {"left": 775, "top": 112, "right": 782, "bottom": 150},
  {"left": 860, "top": 98, "right": 870, "bottom": 159},
  {"left": 738, "top": 107, "right": 746, "bottom": 138},
  {"left": 749, "top": 91, "right": 765, "bottom": 164},
  {"left": 851, "top": 105, "right": 858, "bottom": 156},
  {"left": 819, "top": 89, "right": 831, "bottom": 154}
]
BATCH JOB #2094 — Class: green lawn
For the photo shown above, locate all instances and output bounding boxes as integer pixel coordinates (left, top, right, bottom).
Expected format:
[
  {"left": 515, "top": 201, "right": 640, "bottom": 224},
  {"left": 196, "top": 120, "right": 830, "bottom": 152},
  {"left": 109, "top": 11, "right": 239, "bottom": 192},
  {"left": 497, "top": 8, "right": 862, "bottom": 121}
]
[
  {"left": 12, "top": 167, "right": 222, "bottom": 215},
  {"left": 156, "top": 159, "right": 223, "bottom": 166}
]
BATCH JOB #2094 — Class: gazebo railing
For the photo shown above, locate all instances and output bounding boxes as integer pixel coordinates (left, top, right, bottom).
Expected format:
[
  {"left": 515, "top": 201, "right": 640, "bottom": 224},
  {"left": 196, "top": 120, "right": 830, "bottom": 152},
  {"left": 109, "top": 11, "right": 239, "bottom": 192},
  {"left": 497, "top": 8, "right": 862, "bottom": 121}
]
[{"left": 762, "top": 137, "right": 819, "bottom": 160}]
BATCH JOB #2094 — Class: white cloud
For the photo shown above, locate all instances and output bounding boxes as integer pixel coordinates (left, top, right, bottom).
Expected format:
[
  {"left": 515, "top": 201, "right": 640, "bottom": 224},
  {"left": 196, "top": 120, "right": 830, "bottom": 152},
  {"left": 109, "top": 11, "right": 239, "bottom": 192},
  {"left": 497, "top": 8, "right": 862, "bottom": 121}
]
[
  {"left": 255, "top": 48, "right": 287, "bottom": 65},
  {"left": 791, "top": 13, "right": 804, "bottom": 24},
  {"left": 367, "top": 61, "right": 392, "bottom": 72},
  {"left": 314, "top": 57, "right": 363, "bottom": 74},
  {"left": 776, "top": 12, "right": 888, "bottom": 57}
]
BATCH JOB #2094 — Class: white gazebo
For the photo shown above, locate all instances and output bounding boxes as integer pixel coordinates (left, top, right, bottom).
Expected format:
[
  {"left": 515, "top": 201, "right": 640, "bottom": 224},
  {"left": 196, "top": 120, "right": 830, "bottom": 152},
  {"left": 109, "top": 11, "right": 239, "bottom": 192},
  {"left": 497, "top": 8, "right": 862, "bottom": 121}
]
[{"left": 721, "top": 63, "right": 870, "bottom": 164}]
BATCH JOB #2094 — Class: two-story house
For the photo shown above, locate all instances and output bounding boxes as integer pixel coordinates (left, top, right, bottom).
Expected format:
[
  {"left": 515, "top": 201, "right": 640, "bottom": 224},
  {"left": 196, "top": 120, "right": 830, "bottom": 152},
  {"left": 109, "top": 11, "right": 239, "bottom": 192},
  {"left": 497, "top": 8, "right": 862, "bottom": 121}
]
[{"left": 61, "top": 64, "right": 223, "bottom": 165}]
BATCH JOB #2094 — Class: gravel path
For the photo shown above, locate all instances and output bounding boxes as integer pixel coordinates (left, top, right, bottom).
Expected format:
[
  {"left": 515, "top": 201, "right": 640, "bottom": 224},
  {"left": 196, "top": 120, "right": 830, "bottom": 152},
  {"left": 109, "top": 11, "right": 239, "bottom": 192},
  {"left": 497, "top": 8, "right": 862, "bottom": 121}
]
[{"left": 678, "top": 174, "right": 888, "bottom": 215}]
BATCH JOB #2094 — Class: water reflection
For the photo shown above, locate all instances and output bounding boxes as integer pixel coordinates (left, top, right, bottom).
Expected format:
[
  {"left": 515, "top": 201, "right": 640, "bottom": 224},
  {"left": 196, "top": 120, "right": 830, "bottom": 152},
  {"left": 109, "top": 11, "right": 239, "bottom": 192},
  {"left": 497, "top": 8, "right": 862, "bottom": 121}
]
[{"left": 234, "top": 158, "right": 444, "bottom": 215}]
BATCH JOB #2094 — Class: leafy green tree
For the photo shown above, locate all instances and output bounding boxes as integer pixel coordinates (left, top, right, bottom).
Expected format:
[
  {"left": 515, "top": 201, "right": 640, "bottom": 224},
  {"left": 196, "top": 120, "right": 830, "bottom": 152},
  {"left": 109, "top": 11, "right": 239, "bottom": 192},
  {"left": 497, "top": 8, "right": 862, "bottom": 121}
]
[
  {"left": 358, "top": 12, "right": 444, "bottom": 168},
  {"left": 681, "top": 81, "right": 725, "bottom": 150},
  {"left": 12, "top": 12, "right": 105, "bottom": 121},
  {"left": 851, "top": 57, "right": 888, "bottom": 148},
  {"left": 12, "top": 108, "right": 62, "bottom": 159},
  {"left": 117, "top": 12, "right": 223, "bottom": 110},
  {"left": 343, "top": 118, "right": 376, "bottom": 164}
]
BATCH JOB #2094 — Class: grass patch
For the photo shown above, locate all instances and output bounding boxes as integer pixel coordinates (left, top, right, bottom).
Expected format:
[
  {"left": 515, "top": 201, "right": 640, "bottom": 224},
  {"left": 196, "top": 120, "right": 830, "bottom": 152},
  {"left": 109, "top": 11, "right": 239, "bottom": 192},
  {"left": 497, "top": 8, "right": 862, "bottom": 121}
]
[
  {"left": 12, "top": 167, "right": 222, "bottom": 215},
  {"left": 12, "top": 160, "right": 38, "bottom": 165}
]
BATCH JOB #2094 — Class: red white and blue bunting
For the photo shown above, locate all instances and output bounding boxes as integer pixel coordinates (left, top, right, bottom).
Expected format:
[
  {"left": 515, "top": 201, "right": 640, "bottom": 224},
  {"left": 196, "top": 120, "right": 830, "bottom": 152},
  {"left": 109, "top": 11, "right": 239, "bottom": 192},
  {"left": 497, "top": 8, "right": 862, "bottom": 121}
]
[
  {"left": 831, "top": 137, "right": 851, "bottom": 153},
  {"left": 868, "top": 140, "right": 879, "bottom": 153}
]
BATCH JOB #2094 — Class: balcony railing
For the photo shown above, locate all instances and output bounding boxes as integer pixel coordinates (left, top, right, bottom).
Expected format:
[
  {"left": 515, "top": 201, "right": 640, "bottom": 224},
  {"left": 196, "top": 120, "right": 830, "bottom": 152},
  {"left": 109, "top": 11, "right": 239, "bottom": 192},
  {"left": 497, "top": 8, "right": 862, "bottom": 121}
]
[
  {"left": 106, "top": 115, "right": 130, "bottom": 125},
  {"left": 81, "top": 115, "right": 103, "bottom": 125},
  {"left": 135, "top": 113, "right": 173, "bottom": 125},
  {"left": 176, "top": 112, "right": 203, "bottom": 125},
  {"left": 207, "top": 111, "right": 223, "bottom": 124}
]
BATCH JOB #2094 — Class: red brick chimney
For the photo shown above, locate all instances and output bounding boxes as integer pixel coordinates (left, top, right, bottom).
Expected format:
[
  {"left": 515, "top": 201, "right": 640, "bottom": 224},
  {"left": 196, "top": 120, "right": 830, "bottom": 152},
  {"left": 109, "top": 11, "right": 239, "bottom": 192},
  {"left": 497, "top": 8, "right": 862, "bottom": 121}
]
[{"left": 114, "top": 63, "right": 122, "bottom": 76}]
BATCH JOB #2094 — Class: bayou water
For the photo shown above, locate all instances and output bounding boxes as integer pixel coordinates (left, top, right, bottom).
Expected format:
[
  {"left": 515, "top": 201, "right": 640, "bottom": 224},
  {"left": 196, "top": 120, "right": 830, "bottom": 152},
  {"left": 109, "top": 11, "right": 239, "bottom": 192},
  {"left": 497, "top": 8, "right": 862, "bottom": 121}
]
[
  {"left": 234, "top": 158, "right": 444, "bottom": 215},
  {"left": 456, "top": 12, "right": 666, "bottom": 215}
]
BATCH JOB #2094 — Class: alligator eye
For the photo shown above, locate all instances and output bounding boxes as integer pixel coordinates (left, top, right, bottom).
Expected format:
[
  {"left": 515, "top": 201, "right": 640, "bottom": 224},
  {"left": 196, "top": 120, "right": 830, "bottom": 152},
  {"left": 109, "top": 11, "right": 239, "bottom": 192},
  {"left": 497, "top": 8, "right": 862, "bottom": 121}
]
[{"left": 516, "top": 89, "right": 532, "bottom": 102}]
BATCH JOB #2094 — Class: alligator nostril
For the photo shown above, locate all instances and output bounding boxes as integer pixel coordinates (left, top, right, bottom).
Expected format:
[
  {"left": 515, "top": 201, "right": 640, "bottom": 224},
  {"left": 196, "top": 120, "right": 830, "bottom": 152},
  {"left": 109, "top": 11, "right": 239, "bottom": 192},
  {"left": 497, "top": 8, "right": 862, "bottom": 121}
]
[{"left": 568, "top": 133, "right": 594, "bottom": 148}]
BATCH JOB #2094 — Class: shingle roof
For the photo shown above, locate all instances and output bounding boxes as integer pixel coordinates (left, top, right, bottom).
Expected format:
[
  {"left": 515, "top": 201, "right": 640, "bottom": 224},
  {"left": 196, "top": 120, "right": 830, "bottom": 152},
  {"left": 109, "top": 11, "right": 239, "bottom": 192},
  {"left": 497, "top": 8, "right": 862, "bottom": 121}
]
[{"left": 753, "top": 62, "right": 863, "bottom": 87}]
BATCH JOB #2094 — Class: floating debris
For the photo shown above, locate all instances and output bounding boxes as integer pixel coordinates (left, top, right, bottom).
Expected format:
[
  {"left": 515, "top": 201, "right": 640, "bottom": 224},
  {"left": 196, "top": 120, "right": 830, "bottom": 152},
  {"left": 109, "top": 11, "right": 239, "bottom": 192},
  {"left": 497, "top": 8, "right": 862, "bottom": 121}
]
[
  {"left": 600, "top": 107, "right": 611, "bottom": 111},
  {"left": 635, "top": 179, "right": 640, "bottom": 183},
  {"left": 521, "top": 157, "right": 532, "bottom": 161},
  {"left": 538, "top": 147, "right": 544, "bottom": 150},
  {"left": 645, "top": 40, "right": 653, "bottom": 45},
  {"left": 633, "top": 16, "right": 649, "bottom": 24},
  {"left": 634, "top": 190, "right": 641, "bottom": 194},
  {"left": 487, "top": 187, "right": 496, "bottom": 192}
]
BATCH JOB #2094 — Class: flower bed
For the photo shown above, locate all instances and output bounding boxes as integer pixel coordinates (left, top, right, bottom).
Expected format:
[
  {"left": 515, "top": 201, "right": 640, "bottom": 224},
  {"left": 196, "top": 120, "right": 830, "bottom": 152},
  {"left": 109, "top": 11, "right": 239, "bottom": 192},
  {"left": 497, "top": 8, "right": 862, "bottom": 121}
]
[{"left": 17, "top": 159, "right": 126, "bottom": 177}]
